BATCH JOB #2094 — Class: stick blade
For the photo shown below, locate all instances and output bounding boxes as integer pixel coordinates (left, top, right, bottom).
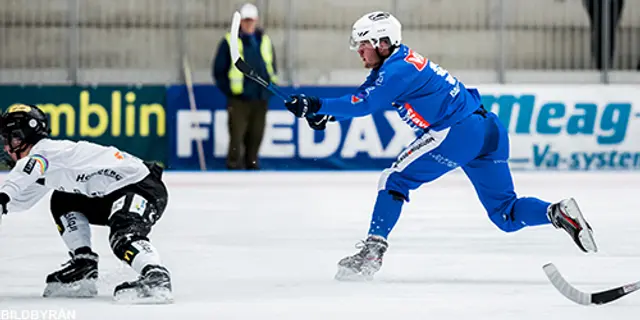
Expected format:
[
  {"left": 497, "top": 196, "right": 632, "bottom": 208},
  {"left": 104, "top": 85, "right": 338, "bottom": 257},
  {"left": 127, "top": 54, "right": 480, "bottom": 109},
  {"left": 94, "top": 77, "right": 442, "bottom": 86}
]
[
  {"left": 229, "top": 11, "right": 242, "bottom": 63},
  {"left": 543, "top": 263, "right": 592, "bottom": 305}
]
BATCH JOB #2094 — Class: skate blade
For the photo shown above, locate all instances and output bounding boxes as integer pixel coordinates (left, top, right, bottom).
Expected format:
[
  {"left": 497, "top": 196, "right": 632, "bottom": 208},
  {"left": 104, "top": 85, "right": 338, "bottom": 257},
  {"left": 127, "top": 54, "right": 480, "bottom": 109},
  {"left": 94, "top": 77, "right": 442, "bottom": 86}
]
[
  {"left": 114, "top": 287, "right": 174, "bottom": 305},
  {"left": 563, "top": 198, "right": 598, "bottom": 253},
  {"left": 335, "top": 267, "right": 375, "bottom": 282},
  {"left": 43, "top": 279, "right": 97, "bottom": 298}
]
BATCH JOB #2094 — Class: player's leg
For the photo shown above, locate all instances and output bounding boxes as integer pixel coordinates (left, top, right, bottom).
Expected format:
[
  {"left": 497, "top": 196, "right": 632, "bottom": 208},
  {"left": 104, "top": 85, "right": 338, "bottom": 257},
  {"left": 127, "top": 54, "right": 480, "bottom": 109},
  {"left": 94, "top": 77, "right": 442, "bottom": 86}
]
[
  {"left": 462, "top": 159, "right": 552, "bottom": 231},
  {"left": 462, "top": 113, "right": 597, "bottom": 253},
  {"left": 463, "top": 159, "right": 597, "bottom": 252},
  {"left": 244, "top": 100, "right": 268, "bottom": 170},
  {"left": 336, "top": 120, "right": 484, "bottom": 280},
  {"left": 44, "top": 191, "right": 110, "bottom": 298},
  {"left": 226, "top": 97, "right": 250, "bottom": 169},
  {"left": 108, "top": 163, "right": 172, "bottom": 303}
]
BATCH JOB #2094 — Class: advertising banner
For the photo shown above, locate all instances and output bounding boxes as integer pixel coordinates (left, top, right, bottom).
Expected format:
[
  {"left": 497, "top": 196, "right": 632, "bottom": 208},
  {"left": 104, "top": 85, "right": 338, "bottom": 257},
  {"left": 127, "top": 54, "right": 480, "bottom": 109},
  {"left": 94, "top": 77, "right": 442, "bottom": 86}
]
[
  {"left": 166, "top": 85, "right": 418, "bottom": 170},
  {"left": 482, "top": 85, "right": 639, "bottom": 170},
  {"left": 167, "top": 84, "right": 640, "bottom": 171},
  {"left": 0, "top": 86, "right": 168, "bottom": 165}
]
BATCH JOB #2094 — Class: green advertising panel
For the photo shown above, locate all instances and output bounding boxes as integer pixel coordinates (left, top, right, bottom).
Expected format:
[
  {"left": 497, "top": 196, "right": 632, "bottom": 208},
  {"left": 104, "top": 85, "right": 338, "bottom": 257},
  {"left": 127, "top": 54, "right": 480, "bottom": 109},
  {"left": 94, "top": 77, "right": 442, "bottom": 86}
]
[{"left": 0, "top": 85, "right": 167, "bottom": 167}]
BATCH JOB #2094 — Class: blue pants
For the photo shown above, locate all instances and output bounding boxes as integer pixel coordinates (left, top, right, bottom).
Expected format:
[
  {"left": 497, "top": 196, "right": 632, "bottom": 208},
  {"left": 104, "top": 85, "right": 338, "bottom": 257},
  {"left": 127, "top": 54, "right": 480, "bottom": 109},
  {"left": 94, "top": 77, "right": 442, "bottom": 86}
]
[{"left": 369, "top": 110, "right": 552, "bottom": 239}]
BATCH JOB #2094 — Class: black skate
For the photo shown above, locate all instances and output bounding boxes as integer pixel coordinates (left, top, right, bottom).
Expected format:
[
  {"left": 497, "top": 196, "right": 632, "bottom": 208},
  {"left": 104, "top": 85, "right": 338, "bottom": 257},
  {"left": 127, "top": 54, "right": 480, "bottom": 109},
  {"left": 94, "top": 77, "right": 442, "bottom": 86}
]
[
  {"left": 548, "top": 198, "right": 598, "bottom": 253},
  {"left": 335, "top": 235, "right": 388, "bottom": 281},
  {"left": 43, "top": 247, "right": 98, "bottom": 298},
  {"left": 113, "top": 265, "right": 173, "bottom": 304}
]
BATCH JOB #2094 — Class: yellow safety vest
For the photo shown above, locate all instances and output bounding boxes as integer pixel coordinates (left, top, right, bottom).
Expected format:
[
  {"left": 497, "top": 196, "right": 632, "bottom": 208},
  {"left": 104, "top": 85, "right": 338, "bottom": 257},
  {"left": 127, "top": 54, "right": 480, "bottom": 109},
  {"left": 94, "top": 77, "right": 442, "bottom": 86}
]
[{"left": 225, "top": 32, "right": 278, "bottom": 95}]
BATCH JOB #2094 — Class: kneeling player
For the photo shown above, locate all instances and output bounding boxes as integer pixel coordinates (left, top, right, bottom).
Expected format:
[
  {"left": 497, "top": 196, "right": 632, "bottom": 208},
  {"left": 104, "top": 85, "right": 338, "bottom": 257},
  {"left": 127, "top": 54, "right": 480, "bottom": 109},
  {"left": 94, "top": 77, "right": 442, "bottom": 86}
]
[{"left": 0, "top": 104, "right": 172, "bottom": 303}]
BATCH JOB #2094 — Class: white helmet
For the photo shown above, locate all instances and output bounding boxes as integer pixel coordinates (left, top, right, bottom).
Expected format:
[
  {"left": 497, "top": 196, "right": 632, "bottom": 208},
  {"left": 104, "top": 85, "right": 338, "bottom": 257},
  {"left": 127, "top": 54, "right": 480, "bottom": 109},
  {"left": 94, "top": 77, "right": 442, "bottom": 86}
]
[{"left": 349, "top": 12, "right": 402, "bottom": 51}]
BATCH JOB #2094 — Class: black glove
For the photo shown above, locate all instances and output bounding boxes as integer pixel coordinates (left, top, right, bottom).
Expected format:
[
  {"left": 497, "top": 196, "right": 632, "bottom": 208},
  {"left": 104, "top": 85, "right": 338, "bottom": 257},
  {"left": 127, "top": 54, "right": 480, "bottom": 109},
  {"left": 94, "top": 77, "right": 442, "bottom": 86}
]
[
  {"left": 285, "top": 94, "right": 322, "bottom": 118},
  {"left": 0, "top": 192, "right": 9, "bottom": 215},
  {"left": 306, "top": 114, "right": 334, "bottom": 131}
]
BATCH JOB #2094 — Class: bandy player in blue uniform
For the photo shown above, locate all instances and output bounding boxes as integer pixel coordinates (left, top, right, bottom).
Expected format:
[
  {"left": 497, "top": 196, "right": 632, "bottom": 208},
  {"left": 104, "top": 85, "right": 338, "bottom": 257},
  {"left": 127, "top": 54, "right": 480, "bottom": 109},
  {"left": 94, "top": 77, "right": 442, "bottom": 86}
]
[{"left": 284, "top": 12, "right": 598, "bottom": 280}]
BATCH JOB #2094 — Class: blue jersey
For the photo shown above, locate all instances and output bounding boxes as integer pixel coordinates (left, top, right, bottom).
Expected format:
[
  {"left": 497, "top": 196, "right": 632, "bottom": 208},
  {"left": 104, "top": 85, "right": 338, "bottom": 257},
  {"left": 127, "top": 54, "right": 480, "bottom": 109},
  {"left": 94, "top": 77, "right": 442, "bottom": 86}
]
[{"left": 319, "top": 44, "right": 483, "bottom": 132}]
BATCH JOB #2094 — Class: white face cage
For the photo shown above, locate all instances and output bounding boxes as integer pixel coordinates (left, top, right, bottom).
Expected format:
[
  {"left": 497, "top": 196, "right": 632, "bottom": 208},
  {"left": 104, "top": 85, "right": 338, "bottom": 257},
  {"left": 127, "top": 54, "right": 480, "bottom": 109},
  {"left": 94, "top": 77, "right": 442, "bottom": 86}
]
[{"left": 349, "top": 36, "right": 379, "bottom": 51}]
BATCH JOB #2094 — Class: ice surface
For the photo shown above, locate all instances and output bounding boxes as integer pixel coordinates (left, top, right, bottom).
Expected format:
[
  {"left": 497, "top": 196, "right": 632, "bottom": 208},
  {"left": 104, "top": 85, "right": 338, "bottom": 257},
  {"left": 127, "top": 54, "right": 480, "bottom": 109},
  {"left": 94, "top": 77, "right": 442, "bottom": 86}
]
[{"left": 1, "top": 171, "right": 640, "bottom": 319}]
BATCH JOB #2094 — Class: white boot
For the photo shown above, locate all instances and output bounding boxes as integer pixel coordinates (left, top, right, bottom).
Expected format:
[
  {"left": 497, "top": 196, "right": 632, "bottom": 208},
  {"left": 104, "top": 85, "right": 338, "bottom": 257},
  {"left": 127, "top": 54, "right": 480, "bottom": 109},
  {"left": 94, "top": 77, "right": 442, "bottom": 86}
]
[
  {"left": 547, "top": 198, "right": 598, "bottom": 253},
  {"left": 335, "top": 235, "right": 389, "bottom": 281}
]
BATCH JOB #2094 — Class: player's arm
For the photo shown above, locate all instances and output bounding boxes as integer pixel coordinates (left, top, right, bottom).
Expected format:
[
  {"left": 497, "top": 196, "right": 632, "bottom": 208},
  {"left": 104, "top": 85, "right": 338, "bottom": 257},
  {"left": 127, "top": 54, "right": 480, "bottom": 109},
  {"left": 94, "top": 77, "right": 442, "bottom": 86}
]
[
  {"left": 0, "top": 155, "right": 48, "bottom": 214},
  {"left": 6, "top": 183, "right": 49, "bottom": 213},
  {"left": 285, "top": 72, "right": 406, "bottom": 119},
  {"left": 320, "top": 71, "right": 378, "bottom": 123},
  {"left": 301, "top": 70, "right": 378, "bottom": 129}
]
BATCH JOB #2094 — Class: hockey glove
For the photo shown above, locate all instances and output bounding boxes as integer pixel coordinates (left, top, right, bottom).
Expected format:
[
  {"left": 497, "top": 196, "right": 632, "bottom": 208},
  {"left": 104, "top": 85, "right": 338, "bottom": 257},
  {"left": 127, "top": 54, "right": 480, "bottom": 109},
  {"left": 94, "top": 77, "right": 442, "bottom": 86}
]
[
  {"left": 285, "top": 94, "right": 321, "bottom": 118},
  {"left": 306, "top": 114, "right": 334, "bottom": 131},
  {"left": 0, "top": 192, "right": 9, "bottom": 215}
]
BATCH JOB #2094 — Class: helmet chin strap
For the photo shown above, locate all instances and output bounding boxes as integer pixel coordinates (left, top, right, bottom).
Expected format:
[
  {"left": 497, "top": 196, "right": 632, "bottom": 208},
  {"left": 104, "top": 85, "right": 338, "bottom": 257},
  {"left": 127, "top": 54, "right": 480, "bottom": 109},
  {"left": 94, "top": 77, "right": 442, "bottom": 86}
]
[{"left": 8, "top": 141, "right": 30, "bottom": 161}]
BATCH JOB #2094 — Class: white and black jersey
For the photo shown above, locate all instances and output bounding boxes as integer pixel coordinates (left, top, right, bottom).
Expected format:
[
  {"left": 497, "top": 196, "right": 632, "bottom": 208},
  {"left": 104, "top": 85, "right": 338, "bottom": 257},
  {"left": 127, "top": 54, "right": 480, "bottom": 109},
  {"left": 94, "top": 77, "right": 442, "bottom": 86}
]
[{"left": 0, "top": 139, "right": 150, "bottom": 213}]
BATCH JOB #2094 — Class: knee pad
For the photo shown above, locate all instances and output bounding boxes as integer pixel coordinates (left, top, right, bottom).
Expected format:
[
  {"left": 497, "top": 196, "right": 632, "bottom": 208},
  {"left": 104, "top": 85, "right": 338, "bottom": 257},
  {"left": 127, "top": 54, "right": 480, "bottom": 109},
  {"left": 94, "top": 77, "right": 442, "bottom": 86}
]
[
  {"left": 109, "top": 231, "right": 149, "bottom": 263},
  {"left": 108, "top": 211, "right": 152, "bottom": 262}
]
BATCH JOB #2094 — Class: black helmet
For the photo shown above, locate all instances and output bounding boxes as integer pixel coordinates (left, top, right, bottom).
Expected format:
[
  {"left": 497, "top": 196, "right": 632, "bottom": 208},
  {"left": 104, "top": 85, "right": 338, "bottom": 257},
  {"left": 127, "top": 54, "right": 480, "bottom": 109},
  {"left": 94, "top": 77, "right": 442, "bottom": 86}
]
[{"left": 0, "top": 104, "right": 50, "bottom": 157}]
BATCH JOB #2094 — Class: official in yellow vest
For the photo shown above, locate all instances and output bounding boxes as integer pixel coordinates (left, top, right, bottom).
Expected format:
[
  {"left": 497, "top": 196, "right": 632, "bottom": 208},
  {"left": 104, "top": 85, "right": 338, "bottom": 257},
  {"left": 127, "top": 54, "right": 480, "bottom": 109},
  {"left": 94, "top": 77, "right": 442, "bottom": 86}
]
[{"left": 213, "top": 3, "right": 277, "bottom": 170}]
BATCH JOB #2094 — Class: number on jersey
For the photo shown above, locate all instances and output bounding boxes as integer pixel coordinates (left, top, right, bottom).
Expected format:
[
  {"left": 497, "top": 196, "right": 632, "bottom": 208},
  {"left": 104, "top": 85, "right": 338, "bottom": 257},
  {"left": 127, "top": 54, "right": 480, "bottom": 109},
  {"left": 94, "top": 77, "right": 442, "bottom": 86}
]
[
  {"left": 404, "top": 48, "right": 460, "bottom": 97},
  {"left": 429, "top": 62, "right": 456, "bottom": 86}
]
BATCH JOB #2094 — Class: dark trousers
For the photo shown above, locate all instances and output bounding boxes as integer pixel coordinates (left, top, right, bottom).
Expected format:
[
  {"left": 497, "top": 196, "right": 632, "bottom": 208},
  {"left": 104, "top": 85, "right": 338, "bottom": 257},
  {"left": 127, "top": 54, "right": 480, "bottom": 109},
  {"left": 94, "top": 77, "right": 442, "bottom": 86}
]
[
  {"left": 50, "top": 162, "right": 168, "bottom": 262},
  {"left": 583, "top": 0, "right": 625, "bottom": 70},
  {"left": 227, "top": 97, "right": 268, "bottom": 170}
]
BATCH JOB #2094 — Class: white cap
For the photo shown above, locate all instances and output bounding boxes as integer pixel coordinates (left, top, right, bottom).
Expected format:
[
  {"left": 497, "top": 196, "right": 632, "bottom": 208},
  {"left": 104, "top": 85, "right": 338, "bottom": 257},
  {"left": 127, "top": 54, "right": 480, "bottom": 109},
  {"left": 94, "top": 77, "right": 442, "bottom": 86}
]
[{"left": 240, "top": 3, "right": 259, "bottom": 20}]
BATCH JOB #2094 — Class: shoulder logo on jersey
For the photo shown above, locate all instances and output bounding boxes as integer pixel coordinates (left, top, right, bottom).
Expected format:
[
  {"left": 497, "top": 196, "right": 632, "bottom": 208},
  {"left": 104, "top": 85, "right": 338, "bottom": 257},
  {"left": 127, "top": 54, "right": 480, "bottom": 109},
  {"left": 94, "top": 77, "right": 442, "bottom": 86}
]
[
  {"left": 31, "top": 154, "right": 49, "bottom": 174},
  {"left": 23, "top": 154, "right": 48, "bottom": 175},
  {"left": 404, "top": 49, "right": 427, "bottom": 71},
  {"left": 114, "top": 151, "right": 124, "bottom": 160}
]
